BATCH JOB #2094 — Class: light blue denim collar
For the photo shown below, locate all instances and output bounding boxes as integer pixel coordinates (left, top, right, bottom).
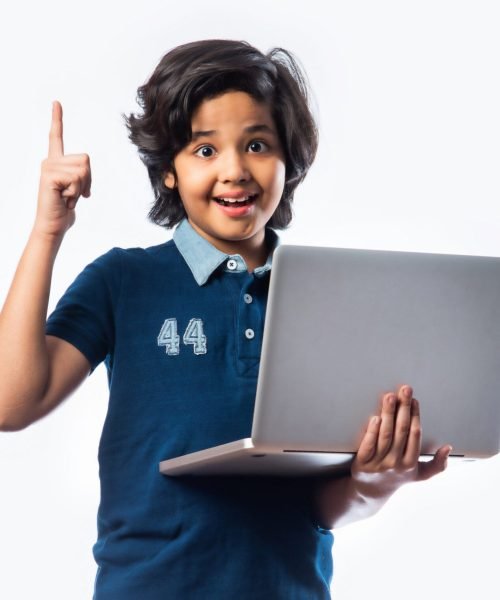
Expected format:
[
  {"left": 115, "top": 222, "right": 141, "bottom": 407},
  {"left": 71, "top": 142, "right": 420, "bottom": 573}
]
[{"left": 173, "top": 218, "right": 280, "bottom": 286}]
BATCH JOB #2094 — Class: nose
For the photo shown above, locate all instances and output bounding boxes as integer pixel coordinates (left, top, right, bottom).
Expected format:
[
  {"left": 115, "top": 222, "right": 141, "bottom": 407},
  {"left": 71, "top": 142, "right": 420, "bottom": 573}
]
[{"left": 218, "top": 149, "right": 251, "bottom": 183}]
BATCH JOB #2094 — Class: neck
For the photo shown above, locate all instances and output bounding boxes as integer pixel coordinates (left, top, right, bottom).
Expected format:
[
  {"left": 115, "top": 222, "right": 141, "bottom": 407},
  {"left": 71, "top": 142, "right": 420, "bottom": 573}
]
[
  {"left": 220, "top": 236, "right": 269, "bottom": 272},
  {"left": 188, "top": 220, "right": 270, "bottom": 272}
]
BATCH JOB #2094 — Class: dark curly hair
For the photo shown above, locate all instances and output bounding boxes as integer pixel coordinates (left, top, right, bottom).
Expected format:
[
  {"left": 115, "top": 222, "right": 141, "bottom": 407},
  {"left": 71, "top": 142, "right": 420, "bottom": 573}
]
[{"left": 123, "top": 39, "right": 318, "bottom": 229}]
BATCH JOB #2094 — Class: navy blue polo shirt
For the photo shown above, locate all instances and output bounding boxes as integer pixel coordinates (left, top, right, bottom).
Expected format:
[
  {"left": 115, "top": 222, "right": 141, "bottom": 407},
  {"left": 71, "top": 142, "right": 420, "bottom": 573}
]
[{"left": 46, "top": 219, "right": 334, "bottom": 599}]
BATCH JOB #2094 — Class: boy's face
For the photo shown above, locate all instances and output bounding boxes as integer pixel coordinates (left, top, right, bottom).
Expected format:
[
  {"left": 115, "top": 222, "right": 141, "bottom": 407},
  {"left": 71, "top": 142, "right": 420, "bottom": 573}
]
[{"left": 164, "top": 91, "right": 286, "bottom": 256}]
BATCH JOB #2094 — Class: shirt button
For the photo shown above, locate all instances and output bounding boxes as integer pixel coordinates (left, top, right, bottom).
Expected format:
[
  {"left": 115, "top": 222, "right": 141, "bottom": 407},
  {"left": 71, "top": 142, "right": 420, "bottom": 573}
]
[
  {"left": 227, "top": 259, "right": 238, "bottom": 271},
  {"left": 244, "top": 293, "right": 253, "bottom": 304},
  {"left": 245, "top": 328, "right": 255, "bottom": 340}
]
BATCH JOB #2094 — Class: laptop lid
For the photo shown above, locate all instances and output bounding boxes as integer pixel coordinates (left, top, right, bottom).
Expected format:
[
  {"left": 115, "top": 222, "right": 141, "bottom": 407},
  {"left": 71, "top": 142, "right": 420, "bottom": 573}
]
[{"left": 251, "top": 245, "right": 500, "bottom": 457}]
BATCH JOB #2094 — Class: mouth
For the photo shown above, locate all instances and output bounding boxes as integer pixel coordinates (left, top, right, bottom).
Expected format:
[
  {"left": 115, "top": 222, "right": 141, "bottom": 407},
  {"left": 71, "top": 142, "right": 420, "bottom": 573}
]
[{"left": 212, "top": 193, "right": 258, "bottom": 207}]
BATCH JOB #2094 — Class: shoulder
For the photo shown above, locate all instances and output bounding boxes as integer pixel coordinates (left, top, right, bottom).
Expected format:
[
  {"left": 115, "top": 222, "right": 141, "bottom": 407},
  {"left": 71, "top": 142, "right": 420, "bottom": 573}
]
[
  {"left": 108, "top": 238, "right": 177, "bottom": 263},
  {"left": 89, "top": 239, "right": 178, "bottom": 273}
]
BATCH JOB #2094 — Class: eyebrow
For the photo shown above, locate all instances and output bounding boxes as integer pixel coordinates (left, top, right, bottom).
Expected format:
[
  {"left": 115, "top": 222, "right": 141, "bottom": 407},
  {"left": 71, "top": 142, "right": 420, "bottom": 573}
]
[{"left": 190, "top": 124, "right": 277, "bottom": 142}]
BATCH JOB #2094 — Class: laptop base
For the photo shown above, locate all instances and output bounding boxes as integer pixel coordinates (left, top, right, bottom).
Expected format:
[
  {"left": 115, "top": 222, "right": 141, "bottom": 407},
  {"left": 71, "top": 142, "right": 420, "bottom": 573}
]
[
  {"left": 159, "top": 438, "right": 355, "bottom": 476},
  {"left": 159, "top": 439, "right": 476, "bottom": 477}
]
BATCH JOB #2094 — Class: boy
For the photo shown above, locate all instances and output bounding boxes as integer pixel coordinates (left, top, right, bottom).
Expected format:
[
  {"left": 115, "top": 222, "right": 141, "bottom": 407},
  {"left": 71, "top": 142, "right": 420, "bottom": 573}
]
[{"left": 0, "top": 40, "right": 451, "bottom": 598}]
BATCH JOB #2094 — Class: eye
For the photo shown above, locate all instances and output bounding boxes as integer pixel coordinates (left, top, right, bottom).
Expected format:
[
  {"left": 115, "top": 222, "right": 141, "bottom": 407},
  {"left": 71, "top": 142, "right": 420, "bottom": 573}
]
[
  {"left": 248, "top": 140, "right": 269, "bottom": 153},
  {"left": 194, "top": 145, "right": 216, "bottom": 158}
]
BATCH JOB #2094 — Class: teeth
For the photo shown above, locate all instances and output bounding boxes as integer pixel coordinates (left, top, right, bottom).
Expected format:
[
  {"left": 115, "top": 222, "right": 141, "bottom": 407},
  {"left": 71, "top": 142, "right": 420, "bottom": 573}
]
[{"left": 214, "top": 194, "right": 256, "bottom": 207}]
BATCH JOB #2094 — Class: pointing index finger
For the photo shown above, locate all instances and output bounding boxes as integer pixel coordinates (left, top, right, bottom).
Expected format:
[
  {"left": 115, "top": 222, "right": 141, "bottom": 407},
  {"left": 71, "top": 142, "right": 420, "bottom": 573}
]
[{"left": 48, "top": 100, "right": 64, "bottom": 158}]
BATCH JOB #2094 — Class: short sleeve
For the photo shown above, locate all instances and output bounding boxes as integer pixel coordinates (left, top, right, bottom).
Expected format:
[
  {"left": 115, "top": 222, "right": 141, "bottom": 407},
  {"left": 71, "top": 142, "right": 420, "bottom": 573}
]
[{"left": 45, "top": 248, "right": 122, "bottom": 373}]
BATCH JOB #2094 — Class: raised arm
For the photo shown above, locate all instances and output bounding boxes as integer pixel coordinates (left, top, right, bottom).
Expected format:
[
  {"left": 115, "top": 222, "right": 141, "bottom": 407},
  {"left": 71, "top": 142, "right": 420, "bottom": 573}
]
[{"left": 0, "top": 101, "right": 92, "bottom": 431}]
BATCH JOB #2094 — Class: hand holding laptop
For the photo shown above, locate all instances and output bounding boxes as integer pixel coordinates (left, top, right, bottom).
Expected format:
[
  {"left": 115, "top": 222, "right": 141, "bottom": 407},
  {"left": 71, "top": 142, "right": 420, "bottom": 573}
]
[
  {"left": 352, "top": 384, "right": 452, "bottom": 498},
  {"left": 313, "top": 383, "right": 453, "bottom": 529}
]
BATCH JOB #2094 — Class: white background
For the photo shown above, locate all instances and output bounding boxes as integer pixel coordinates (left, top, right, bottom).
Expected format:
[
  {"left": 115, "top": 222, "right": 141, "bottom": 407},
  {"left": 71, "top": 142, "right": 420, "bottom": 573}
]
[{"left": 0, "top": 1, "right": 499, "bottom": 598}]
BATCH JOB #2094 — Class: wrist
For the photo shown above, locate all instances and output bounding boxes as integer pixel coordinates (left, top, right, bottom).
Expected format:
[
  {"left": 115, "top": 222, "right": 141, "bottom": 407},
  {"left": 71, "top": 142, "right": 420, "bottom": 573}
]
[
  {"left": 350, "top": 470, "right": 405, "bottom": 503},
  {"left": 29, "top": 225, "right": 65, "bottom": 250},
  {"left": 27, "top": 227, "right": 65, "bottom": 266}
]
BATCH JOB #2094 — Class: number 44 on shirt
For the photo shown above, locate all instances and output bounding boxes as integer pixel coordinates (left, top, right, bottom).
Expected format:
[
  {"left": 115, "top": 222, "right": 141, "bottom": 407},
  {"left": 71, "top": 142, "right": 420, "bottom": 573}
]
[{"left": 157, "top": 318, "right": 207, "bottom": 356}]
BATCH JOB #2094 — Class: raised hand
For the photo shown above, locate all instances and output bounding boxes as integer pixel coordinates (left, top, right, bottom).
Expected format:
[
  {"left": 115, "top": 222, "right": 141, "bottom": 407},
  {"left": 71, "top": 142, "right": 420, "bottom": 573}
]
[
  {"left": 34, "top": 101, "right": 91, "bottom": 238},
  {"left": 351, "top": 385, "right": 452, "bottom": 499}
]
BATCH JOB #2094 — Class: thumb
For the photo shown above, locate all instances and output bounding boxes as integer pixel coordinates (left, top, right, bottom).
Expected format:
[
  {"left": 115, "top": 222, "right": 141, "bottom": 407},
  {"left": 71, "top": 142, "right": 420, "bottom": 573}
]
[{"left": 417, "top": 445, "right": 453, "bottom": 481}]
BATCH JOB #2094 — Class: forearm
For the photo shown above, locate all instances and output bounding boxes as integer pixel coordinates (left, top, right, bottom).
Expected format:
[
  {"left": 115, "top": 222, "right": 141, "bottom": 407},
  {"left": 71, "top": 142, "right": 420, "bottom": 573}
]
[
  {"left": 313, "top": 474, "right": 391, "bottom": 530},
  {"left": 0, "top": 228, "right": 63, "bottom": 428}
]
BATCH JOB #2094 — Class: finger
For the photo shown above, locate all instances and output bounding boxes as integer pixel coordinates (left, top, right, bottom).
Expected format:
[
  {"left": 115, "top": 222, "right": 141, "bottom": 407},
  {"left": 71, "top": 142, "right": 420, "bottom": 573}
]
[
  {"left": 52, "top": 153, "right": 89, "bottom": 165},
  {"left": 43, "top": 163, "right": 88, "bottom": 176},
  {"left": 79, "top": 165, "right": 91, "bottom": 198},
  {"left": 402, "top": 398, "right": 422, "bottom": 465},
  {"left": 355, "top": 416, "right": 381, "bottom": 464},
  {"left": 82, "top": 158, "right": 92, "bottom": 197},
  {"left": 44, "top": 162, "right": 90, "bottom": 194},
  {"left": 61, "top": 181, "right": 83, "bottom": 202},
  {"left": 58, "top": 154, "right": 91, "bottom": 196},
  {"left": 417, "top": 445, "right": 453, "bottom": 481},
  {"left": 48, "top": 100, "right": 64, "bottom": 158},
  {"left": 390, "top": 385, "right": 414, "bottom": 458},
  {"left": 376, "top": 392, "right": 397, "bottom": 457},
  {"left": 81, "top": 183, "right": 91, "bottom": 198}
]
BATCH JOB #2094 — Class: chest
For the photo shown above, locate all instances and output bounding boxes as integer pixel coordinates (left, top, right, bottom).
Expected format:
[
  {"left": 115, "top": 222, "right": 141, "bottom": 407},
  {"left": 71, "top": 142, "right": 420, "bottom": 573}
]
[{"left": 108, "top": 266, "right": 270, "bottom": 396}]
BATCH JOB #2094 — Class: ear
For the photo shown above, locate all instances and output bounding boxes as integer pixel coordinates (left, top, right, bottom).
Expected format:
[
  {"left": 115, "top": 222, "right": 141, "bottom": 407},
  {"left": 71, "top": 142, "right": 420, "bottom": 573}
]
[{"left": 164, "top": 170, "right": 177, "bottom": 190}]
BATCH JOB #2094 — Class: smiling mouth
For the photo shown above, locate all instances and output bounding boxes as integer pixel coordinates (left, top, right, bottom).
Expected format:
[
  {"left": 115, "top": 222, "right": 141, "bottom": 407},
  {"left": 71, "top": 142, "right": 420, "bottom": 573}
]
[{"left": 213, "top": 194, "right": 258, "bottom": 207}]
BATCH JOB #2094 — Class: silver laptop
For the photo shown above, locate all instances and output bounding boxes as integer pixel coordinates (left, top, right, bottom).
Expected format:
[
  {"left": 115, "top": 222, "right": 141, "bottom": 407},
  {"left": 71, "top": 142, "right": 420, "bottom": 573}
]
[{"left": 159, "top": 245, "right": 500, "bottom": 477}]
